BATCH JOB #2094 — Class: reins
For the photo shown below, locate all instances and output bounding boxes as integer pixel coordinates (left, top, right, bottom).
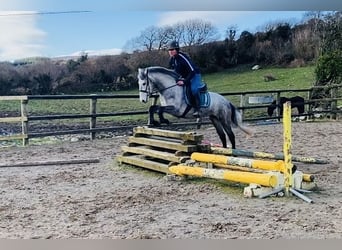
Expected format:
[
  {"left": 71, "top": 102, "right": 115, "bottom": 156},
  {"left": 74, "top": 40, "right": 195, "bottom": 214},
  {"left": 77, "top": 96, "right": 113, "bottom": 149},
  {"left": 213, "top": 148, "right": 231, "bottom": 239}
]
[{"left": 145, "top": 68, "right": 178, "bottom": 96}]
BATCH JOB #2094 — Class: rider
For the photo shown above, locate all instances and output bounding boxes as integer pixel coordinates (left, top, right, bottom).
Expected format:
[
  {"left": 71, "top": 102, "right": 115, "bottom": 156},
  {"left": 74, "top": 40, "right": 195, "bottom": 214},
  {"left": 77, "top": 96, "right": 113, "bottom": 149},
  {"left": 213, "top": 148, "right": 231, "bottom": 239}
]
[{"left": 167, "top": 40, "right": 202, "bottom": 117}]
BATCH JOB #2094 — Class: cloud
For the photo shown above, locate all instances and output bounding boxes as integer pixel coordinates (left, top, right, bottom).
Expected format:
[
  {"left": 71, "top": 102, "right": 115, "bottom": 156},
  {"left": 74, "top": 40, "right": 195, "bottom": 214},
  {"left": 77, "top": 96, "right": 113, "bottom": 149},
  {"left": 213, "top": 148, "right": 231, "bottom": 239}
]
[
  {"left": 68, "top": 48, "right": 122, "bottom": 57},
  {"left": 157, "top": 11, "right": 306, "bottom": 36},
  {"left": 0, "top": 11, "right": 46, "bottom": 61},
  {"left": 157, "top": 11, "right": 245, "bottom": 27}
]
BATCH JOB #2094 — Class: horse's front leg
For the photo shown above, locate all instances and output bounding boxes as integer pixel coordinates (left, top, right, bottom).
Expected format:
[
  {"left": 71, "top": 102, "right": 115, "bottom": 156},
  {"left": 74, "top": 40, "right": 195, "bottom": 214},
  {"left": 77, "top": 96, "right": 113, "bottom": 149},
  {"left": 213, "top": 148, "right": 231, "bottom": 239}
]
[
  {"left": 158, "top": 105, "right": 175, "bottom": 125},
  {"left": 148, "top": 105, "right": 160, "bottom": 126}
]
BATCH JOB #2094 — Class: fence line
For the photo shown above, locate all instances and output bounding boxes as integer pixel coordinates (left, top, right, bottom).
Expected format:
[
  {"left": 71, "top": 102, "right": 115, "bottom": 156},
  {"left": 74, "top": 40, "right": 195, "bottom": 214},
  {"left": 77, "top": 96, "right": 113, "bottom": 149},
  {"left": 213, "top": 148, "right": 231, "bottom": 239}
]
[{"left": 0, "top": 86, "right": 341, "bottom": 146}]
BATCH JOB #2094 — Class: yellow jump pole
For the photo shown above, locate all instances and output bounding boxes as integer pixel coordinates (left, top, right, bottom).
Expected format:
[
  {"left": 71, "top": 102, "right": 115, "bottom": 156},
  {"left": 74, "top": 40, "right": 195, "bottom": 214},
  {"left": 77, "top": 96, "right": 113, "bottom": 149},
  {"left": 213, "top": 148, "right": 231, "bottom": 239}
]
[
  {"left": 191, "top": 152, "right": 285, "bottom": 172},
  {"left": 302, "top": 173, "right": 314, "bottom": 182},
  {"left": 169, "top": 165, "right": 278, "bottom": 187},
  {"left": 210, "top": 147, "right": 327, "bottom": 164},
  {"left": 283, "top": 101, "right": 293, "bottom": 196}
]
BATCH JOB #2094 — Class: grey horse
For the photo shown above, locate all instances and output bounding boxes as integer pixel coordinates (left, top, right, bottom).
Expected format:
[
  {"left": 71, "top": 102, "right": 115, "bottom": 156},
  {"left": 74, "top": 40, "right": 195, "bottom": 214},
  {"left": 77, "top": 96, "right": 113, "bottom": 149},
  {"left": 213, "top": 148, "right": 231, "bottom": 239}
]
[{"left": 137, "top": 66, "right": 253, "bottom": 149}]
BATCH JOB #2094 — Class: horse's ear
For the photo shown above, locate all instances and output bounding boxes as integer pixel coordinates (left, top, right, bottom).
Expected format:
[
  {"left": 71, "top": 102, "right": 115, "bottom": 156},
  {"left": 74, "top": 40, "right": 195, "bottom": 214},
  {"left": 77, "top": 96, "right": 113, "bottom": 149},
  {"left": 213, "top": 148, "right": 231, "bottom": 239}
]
[{"left": 138, "top": 68, "right": 145, "bottom": 78}]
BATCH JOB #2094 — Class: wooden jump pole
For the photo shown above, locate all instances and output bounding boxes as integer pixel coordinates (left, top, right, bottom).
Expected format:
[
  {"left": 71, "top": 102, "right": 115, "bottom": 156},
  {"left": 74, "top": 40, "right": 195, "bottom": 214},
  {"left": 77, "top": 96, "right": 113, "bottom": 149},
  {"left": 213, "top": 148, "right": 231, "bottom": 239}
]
[
  {"left": 191, "top": 152, "right": 285, "bottom": 172},
  {"left": 259, "top": 102, "right": 313, "bottom": 203},
  {"left": 214, "top": 162, "right": 314, "bottom": 183},
  {"left": 210, "top": 147, "right": 328, "bottom": 164},
  {"left": 0, "top": 158, "right": 100, "bottom": 168},
  {"left": 169, "top": 165, "right": 278, "bottom": 187},
  {"left": 283, "top": 101, "right": 292, "bottom": 196}
]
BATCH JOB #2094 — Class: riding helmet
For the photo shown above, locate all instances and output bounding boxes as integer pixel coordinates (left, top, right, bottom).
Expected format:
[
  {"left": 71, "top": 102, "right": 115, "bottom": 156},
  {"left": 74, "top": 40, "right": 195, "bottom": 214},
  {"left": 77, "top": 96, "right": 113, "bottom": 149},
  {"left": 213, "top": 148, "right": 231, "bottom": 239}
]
[{"left": 168, "top": 40, "right": 179, "bottom": 50}]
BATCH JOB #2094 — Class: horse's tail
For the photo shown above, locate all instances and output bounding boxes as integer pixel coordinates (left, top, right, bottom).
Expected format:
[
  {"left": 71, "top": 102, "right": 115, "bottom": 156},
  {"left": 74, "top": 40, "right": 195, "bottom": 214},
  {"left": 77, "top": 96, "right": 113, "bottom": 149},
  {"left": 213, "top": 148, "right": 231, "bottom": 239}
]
[{"left": 230, "top": 103, "right": 254, "bottom": 137}]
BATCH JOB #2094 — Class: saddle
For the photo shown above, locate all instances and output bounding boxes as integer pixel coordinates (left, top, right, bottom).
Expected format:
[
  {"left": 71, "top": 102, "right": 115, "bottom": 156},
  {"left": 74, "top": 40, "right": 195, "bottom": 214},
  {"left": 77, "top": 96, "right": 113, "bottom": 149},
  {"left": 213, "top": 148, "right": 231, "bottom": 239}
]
[{"left": 184, "top": 83, "right": 210, "bottom": 108}]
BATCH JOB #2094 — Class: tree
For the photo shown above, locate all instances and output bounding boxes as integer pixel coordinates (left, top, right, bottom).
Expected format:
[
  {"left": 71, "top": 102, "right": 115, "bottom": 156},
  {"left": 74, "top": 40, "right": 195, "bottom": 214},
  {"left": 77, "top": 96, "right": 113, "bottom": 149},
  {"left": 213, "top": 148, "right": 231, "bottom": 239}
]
[
  {"left": 125, "top": 18, "right": 219, "bottom": 53},
  {"left": 224, "top": 26, "right": 238, "bottom": 66},
  {"left": 313, "top": 11, "right": 342, "bottom": 86},
  {"left": 126, "top": 26, "right": 170, "bottom": 52},
  {"left": 315, "top": 50, "right": 342, "bottom": 85},
  {"left": 32, "top": 74, "right": 52, "bottom": 94},
  {"left": 237, "top": 31, "right": 255, "bottom": 64},
  {"left": 312, "top": 12, "right": 342, "bottom": 111},
  {"left": 180, "top": 19, "right": 219, "bottom": 47},
  {"left": 0, "top": 62, "right": 22, "bottom": 95}
]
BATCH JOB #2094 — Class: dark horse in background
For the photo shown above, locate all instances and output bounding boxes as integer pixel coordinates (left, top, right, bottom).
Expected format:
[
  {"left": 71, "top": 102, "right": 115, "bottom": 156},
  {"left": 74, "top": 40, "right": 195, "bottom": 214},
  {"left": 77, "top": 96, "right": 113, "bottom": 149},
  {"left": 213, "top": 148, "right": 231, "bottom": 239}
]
[
  {"left": 267, "top": 96, "right": 305, "bottom": 120},
  {"left": 137, "top": 66, "right": 253, "bottom": 149}
]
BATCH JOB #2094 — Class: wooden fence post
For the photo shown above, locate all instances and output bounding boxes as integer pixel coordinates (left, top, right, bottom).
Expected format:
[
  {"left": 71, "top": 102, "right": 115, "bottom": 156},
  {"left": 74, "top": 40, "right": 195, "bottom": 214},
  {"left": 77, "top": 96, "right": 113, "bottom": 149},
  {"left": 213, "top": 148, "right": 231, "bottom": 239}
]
[
  {"left": 21, "top": 99, "right": 29, "bottom": 146},
  {"left": 89, "top": 96, "right": 97, "bottom": 140},
  {"left": 330, "top": 85, "right": 337, "bottom": 120},
  {"left": 240, "top": 94, "right": 245, "bottom": 120},
  {"left": 276, "top": 92, "right": 281, "bottom": 117}
]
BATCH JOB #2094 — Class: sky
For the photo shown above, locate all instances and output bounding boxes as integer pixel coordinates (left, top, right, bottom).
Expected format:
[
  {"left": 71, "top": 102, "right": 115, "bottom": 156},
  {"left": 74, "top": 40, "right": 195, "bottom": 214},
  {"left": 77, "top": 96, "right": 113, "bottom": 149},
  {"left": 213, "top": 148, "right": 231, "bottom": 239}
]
[{"left": 0, "top": 0, "right": 339, "bottom": 62}]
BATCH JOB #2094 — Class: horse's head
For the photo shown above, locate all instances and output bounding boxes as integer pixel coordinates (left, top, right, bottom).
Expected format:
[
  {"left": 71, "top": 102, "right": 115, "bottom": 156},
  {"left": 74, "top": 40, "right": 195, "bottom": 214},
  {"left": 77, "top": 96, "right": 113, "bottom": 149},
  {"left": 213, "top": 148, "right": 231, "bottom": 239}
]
[
  {"left": 137, "top": 68, "right": 151, "bottom": 103},
  {"left": 137, "top": 66, "right": 179, "bottom": 104}
]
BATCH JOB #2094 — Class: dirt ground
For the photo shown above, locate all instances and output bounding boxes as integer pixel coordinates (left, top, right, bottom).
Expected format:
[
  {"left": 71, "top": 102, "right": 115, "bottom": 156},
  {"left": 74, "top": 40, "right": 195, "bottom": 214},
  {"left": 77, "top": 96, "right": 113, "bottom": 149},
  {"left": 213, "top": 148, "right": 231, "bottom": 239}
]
[{"left": 0, "top": 121, "right": 341, "bottom": 239}]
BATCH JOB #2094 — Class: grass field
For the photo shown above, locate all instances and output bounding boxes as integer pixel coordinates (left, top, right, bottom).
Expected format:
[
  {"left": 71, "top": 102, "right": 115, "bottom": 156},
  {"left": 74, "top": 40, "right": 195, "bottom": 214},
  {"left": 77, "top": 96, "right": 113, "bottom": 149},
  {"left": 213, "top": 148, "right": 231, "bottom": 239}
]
[{"left": 203, "top": 65, "right": 315, "bottom": 93}]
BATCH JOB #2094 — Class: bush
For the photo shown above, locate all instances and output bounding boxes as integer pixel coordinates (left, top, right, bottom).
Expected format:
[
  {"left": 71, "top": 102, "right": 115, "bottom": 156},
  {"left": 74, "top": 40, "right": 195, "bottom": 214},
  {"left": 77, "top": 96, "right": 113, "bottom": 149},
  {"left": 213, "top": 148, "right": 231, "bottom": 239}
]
[{"left": 315, "top": 50, "right": 342, "bottom": 84}]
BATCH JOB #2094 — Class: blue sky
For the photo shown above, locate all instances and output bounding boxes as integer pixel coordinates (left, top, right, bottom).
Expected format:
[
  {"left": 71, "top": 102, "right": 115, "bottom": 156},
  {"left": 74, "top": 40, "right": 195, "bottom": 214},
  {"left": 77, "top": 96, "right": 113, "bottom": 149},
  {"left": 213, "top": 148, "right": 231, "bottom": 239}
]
[{"left": 0, "top": 0, "right": 336, "bottom": 61}]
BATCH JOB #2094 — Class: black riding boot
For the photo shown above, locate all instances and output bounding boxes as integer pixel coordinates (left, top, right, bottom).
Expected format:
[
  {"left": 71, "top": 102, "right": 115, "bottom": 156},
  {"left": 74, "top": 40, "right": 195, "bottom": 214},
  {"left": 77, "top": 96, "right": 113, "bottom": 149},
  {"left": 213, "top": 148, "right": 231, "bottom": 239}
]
[{"left": 193, "top": 93, "right": 201, "bottom": 117}]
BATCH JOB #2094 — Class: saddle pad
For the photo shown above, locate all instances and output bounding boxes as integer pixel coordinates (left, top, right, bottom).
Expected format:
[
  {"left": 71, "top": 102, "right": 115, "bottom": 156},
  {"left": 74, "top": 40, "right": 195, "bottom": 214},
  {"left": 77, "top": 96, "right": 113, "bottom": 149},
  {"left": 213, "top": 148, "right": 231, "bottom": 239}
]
[
  {"left": 199, "top": 91, "right": 210, "bottom": 108},
  {"left": 184, "top": 86, "right": 211, "bottom": 108}
]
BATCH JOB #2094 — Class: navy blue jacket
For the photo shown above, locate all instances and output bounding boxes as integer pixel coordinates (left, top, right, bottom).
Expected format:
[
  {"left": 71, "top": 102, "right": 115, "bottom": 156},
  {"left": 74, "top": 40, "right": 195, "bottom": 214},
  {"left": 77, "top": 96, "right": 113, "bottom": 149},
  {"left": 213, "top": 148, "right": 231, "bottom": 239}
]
[{"left": 169, "top": 52, "right": 200, "bottom": 85}]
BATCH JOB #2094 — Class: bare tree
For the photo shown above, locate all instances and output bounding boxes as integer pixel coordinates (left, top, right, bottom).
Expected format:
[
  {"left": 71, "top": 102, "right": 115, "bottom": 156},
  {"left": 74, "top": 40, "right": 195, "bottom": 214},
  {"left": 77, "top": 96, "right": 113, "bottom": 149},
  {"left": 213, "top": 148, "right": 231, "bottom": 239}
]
[
  {"left": 155, "top": 26, "right": 172, "bottom": 50},
  {"left": 126, "top": 18, "right": 219, "bottom": 52},
  {"left": 225, "top": 25, "right": 238, "bottom": 41},
  {"left": 126, "top": 26, "right": 172, "bottom": 52},
  {"left": 180, "top": 19, "right": 219, "bottom": 47}
]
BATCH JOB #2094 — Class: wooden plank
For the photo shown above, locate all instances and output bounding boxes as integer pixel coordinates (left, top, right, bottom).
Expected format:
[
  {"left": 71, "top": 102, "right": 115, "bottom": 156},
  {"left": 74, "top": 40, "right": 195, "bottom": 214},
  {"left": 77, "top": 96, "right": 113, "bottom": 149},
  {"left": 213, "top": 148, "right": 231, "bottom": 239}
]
[
  {"left": 0, "top": 117, "right": 28, "bottom": 123},
  {"left": 117, "top": 155, "right": 171, "bottom": 174},
  {"left": 121, "top": 145, "right": 188, "bottom": 163},
  {"left": 0, "top": 134, "right": 27, "bottom": 141},
  {"left": 133, "top": 126, "right": 203, "bottom": 142},
  {"left": 128, "top": 136, "right": 198, "bottom": 152},
  {"left": 0, "top": 96, "right": 28, "bottom": 101},
  {"left": 210, "top": 147, "right": 328, "bottom": 164},
  {"left": 0, "top": 158, "right": 100, "bottom": 168}
]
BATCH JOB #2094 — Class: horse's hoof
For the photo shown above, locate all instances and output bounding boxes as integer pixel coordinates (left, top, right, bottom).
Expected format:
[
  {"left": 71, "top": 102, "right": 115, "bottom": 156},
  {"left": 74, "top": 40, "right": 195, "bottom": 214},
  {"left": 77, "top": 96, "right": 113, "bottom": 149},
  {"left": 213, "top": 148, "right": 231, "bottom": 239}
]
[
  {"left": 160, "top": 119, "right": 170, "bottom": 125},
  {"left": 153, "top": 121, "right": 160, "bottom": 126},
  {"left": 196, "top": 117, "right": 202, "bottom": 129}
]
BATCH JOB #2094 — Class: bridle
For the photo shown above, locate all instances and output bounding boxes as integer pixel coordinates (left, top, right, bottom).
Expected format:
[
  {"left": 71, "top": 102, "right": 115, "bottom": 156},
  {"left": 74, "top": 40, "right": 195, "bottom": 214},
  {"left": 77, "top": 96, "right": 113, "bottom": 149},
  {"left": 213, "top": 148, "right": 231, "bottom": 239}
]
[
  {"left": 139, "top": 68, "right": 178, "bottom": 97},
  {"left": 138, "top": 68, "right": 152, "bottom": 96}
]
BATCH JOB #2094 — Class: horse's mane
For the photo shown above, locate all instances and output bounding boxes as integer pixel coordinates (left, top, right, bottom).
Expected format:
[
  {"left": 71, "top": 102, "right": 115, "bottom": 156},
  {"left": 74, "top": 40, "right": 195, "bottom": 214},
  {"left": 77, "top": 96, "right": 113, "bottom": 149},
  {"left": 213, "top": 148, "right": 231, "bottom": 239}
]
[{"left": 147, "top": 66, "right": 180, "bottom": 79}]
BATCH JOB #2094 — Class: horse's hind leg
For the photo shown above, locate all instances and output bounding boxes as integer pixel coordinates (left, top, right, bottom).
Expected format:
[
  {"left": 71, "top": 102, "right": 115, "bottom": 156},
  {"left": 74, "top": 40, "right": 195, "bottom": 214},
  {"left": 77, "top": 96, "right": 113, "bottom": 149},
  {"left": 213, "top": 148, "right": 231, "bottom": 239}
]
[
  {"left": 224, "top": 126, "right": 235, "bottom": 149},
  {"left": 210, "top": 116, "right": 227, "bottom": 148},
  {"left": 220, "top": 116, "right": 236, "bottom": 149}
]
